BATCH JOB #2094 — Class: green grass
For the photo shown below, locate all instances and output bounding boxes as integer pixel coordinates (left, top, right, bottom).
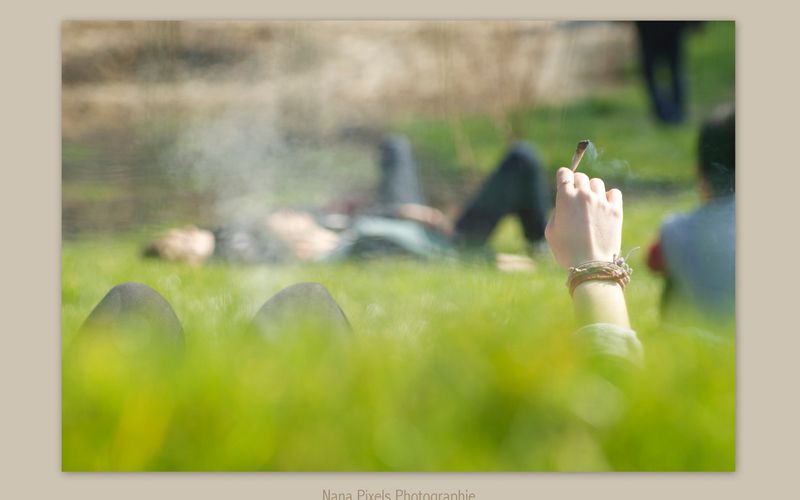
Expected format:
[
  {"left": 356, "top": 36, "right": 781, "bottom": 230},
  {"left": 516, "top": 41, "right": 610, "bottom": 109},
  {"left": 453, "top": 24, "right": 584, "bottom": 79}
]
[
  {"left": 62, "top": 21, "right": 735, "bottom": 471},
  {"left": 62, "top": 230, "right": 734, "bottom": 471},
  {"left": 61, "top": 190, "right": 732, "bottom": 471}
]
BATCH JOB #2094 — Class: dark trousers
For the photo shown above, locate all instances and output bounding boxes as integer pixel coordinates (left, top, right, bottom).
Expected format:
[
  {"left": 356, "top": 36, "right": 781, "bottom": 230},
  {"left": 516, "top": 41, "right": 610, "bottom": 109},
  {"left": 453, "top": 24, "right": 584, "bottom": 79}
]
[
  {"left": 81, "top": 282, "right": 351, "bottom": 343},
  {"left": 635, "top": 21, "right": 688, "bottom": 124},
  {"left": 377, "top": 135, "right": 427, "bottom": 207},
  {"left": 378, "top": 136, "right": 551, "bottom": 248},
  {"left": 454, "top": 142, "right": 551, "bottom": 247}
]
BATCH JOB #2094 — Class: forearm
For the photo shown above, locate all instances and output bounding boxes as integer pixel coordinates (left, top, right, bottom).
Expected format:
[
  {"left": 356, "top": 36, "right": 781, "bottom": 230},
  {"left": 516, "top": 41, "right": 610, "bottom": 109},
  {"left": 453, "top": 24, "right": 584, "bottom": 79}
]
[
  {"left": 571, "top": 281, "right": 641, "bottom": 369},
  {"left": 571, "top": 280, "right": 630, "bottom": 330},
  {"left": 544, "top": 165, "right": 640, "bottom": 365}
]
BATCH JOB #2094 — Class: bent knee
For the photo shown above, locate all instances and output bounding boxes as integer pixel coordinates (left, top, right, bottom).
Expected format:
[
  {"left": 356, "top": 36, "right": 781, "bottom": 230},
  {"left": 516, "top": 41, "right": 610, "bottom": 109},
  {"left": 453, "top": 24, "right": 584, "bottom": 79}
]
[{"left": 106, "top": 282, "right": 161, "bottom": 301}]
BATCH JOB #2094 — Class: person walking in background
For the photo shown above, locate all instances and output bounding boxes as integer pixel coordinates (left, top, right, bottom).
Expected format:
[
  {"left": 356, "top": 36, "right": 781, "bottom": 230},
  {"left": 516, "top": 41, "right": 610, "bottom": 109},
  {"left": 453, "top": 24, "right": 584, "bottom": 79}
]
[{"left": 635, "top": 21, "right": 699, "bottom": 125}]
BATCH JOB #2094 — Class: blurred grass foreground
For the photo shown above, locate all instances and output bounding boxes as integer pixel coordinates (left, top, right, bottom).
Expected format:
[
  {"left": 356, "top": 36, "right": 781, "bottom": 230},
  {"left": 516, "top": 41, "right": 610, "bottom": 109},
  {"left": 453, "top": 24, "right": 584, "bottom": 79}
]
[{"left": 62, "top": 21, "right": 735, "bottom": 471}]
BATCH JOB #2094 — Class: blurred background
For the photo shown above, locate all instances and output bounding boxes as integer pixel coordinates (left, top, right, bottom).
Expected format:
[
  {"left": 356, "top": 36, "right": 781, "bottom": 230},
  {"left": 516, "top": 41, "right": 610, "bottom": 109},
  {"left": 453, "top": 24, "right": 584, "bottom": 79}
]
[
  {"left": 61, "top": 21, "right": 736, "bottom": 472},
  {"left": 62, "top": 21, "right": 732, "bottom": 238}
]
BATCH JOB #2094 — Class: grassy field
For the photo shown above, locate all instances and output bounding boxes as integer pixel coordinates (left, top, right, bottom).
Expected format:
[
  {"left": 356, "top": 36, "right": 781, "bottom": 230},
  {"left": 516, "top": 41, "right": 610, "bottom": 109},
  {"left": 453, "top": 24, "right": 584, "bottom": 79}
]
[{"left": 62, "top": 21, "right": 735, "bottom": 471}]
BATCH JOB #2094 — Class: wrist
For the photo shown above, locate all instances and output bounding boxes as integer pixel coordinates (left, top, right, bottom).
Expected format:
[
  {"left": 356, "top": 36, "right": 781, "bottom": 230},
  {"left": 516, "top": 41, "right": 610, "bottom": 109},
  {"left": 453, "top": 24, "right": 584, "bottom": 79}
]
[
  {"left": 566, "top": 251, "right": 634, "bottom": 330},
  {"left": 572, "top": 279, "right": 623, "bottom": 297},
  {"left": 567, "top": 249, "right": 617, "bottom": 269},
  {"left": 566, "top": 255, "right": 632, "bottom": 297}
]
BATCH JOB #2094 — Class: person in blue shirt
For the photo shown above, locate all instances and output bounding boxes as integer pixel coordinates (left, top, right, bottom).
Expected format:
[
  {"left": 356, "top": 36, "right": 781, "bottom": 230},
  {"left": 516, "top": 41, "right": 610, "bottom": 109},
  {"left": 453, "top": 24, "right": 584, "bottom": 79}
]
[{"left": 647, "top": 104, "right": 735, "bottom": 327}]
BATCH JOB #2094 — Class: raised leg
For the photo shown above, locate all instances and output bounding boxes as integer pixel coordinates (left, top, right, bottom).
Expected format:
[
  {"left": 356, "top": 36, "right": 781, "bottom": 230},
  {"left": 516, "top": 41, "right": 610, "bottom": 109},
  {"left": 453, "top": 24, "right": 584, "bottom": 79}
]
[
  {"left": 454, "top": 142, "right": 551, "bottom": 248},
  {"left": 377, "top": 134, "right": 426, "bottom": 206}
]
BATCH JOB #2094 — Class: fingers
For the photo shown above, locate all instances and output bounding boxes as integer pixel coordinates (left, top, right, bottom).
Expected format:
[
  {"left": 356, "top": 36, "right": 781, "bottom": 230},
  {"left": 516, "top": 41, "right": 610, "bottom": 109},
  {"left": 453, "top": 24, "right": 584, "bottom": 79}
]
[
  {"left": 589, "top": 177, "right": 605, "bottom": 195},
  {"left": 573, "top": 172, "right": 590, "bottom": 192},
  {"left": 606, "top": 188, "right": 623, "bottom": 211},
  {"left": 556, "top": 167, "right": 575, "bottom": 195},
  {"left": 558, "top": 169, "right": 619, "bottom": 209}
]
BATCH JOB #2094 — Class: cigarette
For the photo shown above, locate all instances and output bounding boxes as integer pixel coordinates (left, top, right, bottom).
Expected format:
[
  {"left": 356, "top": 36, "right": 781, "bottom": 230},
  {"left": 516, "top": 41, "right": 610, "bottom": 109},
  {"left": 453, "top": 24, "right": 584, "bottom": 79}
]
[{"left": 570, "top": 140, "right": 591, "bottom": 172}]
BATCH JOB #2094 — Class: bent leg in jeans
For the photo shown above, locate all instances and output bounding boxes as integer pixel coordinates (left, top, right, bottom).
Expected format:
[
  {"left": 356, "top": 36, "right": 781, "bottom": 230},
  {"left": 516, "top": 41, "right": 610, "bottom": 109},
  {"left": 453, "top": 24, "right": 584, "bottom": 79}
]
[
  {"left": 377, "top": 134, "right": 426, "bottom": 207},
  {"left": 454, "top": 142, "right": 552, "bottom": 249}
]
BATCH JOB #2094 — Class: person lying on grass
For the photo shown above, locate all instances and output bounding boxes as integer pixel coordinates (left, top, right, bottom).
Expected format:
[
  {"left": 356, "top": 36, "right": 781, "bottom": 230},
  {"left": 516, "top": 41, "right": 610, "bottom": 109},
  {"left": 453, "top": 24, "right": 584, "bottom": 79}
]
[
  {"left": 145, "top": 135, "right": 552, "bottom": 272},
  {"left": 84, "top": 167, "right": 641, "bottom": 366}
]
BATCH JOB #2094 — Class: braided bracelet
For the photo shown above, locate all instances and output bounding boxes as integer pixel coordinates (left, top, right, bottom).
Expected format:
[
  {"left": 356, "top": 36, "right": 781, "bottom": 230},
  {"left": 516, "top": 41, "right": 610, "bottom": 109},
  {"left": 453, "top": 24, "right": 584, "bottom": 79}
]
[{"left": 566, "top": 253, "right": 633, "bottom": 296}]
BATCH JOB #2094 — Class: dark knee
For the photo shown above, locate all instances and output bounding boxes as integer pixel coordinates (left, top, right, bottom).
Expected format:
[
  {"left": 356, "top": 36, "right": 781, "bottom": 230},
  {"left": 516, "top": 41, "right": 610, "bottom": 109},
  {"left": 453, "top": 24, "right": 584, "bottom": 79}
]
[
  {"left": 380, "top": 134, "right": 413, "bottom": 166},
  {"left": 506, "top": 142, "right": 541, "bottom": 169},
  {"left": 81, "top": 282, "right": 183, "bottom": 345},
  {"left": 381, "top": 134, "right": 411, "bottom": 153},
  {"left": 252, "top": 282, "right": 351, "bottom": 337},
  {"left": 107, "top": 282, "right": 161, "bottom": 302},
  {"left": 283, "top": 282, "right": 333, "bottom": 299}
]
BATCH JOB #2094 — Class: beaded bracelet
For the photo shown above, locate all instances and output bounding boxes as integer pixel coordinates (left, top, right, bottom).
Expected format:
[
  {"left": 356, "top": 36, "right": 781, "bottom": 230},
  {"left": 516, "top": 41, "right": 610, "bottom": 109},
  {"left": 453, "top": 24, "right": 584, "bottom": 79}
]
[{"left": 566, "top": 253, "right": 634, "bottom": 297}]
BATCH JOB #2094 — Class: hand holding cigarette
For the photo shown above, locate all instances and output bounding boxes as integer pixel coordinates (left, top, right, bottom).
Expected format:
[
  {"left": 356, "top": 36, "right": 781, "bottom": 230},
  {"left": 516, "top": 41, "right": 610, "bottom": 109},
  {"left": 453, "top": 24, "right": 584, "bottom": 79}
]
[{"left": 545, "top": 166, "right": 623, "bottom": 270}]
